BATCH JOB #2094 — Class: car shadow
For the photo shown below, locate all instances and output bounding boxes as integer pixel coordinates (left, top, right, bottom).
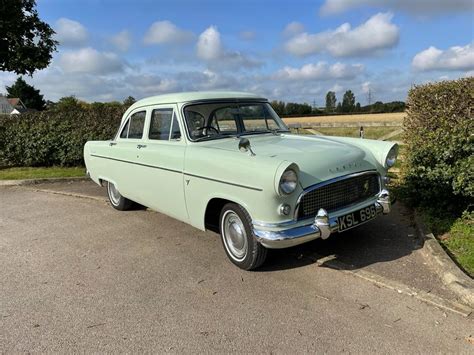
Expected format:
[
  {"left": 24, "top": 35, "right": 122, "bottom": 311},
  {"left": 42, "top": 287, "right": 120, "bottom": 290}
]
[{"left": 258, "top": 202, "right": 423, "bottom": 272}]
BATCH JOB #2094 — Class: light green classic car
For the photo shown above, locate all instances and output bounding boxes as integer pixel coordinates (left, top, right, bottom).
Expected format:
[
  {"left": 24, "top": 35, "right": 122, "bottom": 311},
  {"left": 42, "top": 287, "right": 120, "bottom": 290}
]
[{"left": 84, "top": 91, "right": 397, "bottom": 270}]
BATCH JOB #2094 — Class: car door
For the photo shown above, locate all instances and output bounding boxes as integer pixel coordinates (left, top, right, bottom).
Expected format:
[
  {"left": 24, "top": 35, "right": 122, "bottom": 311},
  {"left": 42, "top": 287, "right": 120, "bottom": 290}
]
[
  {"left": 106, "top": 109, "right": 147, "bottom": 202},
  {"left": 136, "top": 104, "right": 188, "bottom": 222}
]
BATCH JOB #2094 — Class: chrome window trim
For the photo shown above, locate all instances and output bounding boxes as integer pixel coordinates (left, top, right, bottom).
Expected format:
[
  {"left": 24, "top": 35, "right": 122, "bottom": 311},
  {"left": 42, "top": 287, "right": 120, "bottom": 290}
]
[
  {"left": 115, "top": 109, "right": 147, "bottom": 141},
  {"left": 293, "top": 170, "right": 382, "bottom": 220},
  {"left": 148, "top": 107, "right": 176, "bottom": 141}
]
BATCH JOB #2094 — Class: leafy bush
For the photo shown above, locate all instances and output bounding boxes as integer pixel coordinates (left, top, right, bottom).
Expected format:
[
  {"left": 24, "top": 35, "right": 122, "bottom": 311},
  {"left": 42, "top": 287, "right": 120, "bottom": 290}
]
[
  {"left": 0, "top": 105, "right": 125, "bottom": 167},
  {"left": 402, "top": 77, "right": 473, "bottom": 212}
]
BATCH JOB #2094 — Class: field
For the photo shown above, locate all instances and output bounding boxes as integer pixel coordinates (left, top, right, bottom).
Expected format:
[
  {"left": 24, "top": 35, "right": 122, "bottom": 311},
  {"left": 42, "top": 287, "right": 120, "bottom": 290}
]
[{"left": 282, "top": 112, "right": 406, "bottom": 125}]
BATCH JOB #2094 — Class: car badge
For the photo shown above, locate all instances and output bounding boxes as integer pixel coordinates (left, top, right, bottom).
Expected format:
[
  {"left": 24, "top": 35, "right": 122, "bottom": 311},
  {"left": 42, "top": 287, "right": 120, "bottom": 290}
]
[{"left": 363, "top": 181, "right": 369, "bottom": 193}]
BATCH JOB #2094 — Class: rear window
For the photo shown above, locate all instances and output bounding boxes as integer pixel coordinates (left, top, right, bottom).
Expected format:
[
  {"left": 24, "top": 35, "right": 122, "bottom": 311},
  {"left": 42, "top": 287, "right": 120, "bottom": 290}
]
[{"left": 120, "top": 111, "right": 146, "bottom": 139}]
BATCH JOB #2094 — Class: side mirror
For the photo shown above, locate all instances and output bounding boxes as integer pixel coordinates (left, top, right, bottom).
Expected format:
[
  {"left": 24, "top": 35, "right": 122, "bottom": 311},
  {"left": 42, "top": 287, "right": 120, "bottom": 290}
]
[{"left": 238, "top": 138, "right": 255, "bottom": 156}]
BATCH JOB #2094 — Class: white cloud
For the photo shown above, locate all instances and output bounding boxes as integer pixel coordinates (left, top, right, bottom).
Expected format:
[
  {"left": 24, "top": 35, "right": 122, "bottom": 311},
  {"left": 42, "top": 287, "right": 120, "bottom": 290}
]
[
  {"left": 412, "top": 43, "right": 474, "bottom": 71},
  {"left": 196, "top": 26, "right": 261, "bottom": 69},
  {"left": 196, "top": 26, "right": 223, "bottom": 60},
  {"left": 111, "top": 30, "right": 132, "bottom": 52},
  {"left": 283, "top": 22, "right": 305, "bottom": 37},
  {"left": 320, "top": 0, "right": 473, "bottom": 15},
  {"left": 284, "top": 13, "right": 399, "bottom": 57},
  {"left": 274, "top": 62, "right": 364, "bottom": 81},
  {"left": 125, "top": 74, "right": 179, "bottom": 94},
  {"left": 143, "top": 21, "right": 194, "bottom": 45},
  {"left": 361, "top": 81, "right": 371, "bottom": 94},
  {"left": 54, "top": 18, "right": 88, "bottom": 47},
  {"left": 59, "top": 47, "right": 125, "bottom": 75}
]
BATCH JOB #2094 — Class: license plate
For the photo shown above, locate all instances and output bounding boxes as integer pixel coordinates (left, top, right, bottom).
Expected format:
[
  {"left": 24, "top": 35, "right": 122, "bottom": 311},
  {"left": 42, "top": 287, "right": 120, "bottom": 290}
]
[{"left": 338, "top": 204, "right": 377, "bottom": 232}]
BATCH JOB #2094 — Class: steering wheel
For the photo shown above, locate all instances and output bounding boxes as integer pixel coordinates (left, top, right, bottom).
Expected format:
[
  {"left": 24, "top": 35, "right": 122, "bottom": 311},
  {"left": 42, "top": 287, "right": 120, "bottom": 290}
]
[{"left": 195, "top": 126, "right": 219, "bottom": 135}]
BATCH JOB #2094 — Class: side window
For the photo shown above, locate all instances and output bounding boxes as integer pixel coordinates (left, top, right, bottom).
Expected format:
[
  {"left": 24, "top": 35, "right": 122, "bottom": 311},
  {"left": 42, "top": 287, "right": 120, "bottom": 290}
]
[
  {"left": 120, "top": 111, "right": 146, "bottom": 139},
  {"left": 119, "top": 119, "right": 130, "bottom": 138},
  {"left": 128, "top": 111, "right": 146, "bottom": 139},
  {"left": 149, "top": 109, "right": 181, "bottom": 141}
]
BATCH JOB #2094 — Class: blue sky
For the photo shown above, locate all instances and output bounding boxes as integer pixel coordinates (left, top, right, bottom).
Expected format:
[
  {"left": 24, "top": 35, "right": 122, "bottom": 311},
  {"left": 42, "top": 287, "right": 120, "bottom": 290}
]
[{"left": 1, "top": 0, "right": 473, "bottom": 105}]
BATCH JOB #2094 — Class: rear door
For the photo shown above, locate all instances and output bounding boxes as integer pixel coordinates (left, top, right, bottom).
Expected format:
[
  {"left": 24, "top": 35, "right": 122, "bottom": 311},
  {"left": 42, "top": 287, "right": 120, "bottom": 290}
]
[
  {"left": 105, "top": 109, "right": 147, "bottom": 202},
  {"left": 137, "top": 104, "right": 188, "bottom": 222}
]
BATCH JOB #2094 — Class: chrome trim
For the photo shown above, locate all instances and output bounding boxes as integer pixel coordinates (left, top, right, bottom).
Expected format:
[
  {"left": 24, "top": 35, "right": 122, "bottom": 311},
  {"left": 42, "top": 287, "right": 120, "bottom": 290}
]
[
  {"left": 184, "top": 172, "right": 263, "bottom": 192},
  {"left": 252, "top": 219, "right": 298, "bottom": 228},
  {"left": 315, "top": 209, "right": 331, "bottom": 239},
  {"left": 254, "top": 201, "right": 385, "bottom": 249},
  {"left": 90, "top": 154, "right": 263, "bottom": 191},
  {"left": 377, "top": 189, "right": 391, "bottom": 214},
  {"left": 294, "top": 170, "right": 381, "bottom": 220}
]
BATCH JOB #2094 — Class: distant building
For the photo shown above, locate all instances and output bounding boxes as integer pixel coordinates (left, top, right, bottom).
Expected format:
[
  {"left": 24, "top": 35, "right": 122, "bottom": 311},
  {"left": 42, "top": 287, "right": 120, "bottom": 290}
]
[{"left": 0, "top": 96, "right": 27, "bottom": 115}]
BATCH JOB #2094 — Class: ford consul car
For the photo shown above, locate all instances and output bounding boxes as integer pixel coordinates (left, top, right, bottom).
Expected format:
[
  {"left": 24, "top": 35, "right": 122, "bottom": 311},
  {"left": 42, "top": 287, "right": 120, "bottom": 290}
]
[{"left": 84, "top": 92, "right": 397, "bottom": 270}]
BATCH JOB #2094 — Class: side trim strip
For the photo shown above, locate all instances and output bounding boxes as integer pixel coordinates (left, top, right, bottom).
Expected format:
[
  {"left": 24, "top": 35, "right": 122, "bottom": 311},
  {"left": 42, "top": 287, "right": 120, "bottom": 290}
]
[
  {"left": 91, "top": 154, "right": 181, "bottom": 174},
  {"left": 90, "top": 154, "right": 263, "bottom": 192},
  {"left": 184, "top": 173, "right": 263, "bottom": 192}
]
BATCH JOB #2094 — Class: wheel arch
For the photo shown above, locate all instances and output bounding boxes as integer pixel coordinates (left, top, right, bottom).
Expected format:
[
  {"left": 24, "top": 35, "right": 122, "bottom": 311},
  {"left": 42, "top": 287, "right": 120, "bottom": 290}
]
[{"left": 204, "top": 196, "right": 253, "bottom": 233}]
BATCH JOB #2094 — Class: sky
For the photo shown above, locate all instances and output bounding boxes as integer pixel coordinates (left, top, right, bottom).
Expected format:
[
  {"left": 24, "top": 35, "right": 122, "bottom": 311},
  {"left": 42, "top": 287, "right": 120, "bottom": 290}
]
[{"left": 1, "top": 0, "right": 473, "bottom": 105}]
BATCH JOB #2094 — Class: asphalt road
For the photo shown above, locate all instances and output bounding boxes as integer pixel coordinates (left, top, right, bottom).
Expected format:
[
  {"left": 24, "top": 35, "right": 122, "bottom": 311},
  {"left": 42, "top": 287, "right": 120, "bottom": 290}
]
[{"left": 0, "top": 184, "right": 473, "bottom": 353}]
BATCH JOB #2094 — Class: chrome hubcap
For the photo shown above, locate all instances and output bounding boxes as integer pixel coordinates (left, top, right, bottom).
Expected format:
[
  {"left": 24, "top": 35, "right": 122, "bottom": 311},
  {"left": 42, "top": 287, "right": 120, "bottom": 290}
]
[
  {"left": 222, "top": 211, "right": 248, "bottom": 261},
  {"left": 108, "top": 182, "right": 121, "bottom": 205}
]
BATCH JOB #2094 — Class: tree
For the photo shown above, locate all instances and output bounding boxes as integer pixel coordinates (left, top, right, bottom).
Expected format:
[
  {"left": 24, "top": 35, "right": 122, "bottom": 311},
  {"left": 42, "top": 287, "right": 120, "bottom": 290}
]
[
  {"left": 355, "top": 102, "right": 361, "bottom": 112},
  {"left": 336, "top": 102, "right": 342, "bottom": 113},
  {"left": 54, "top": 96, "right": 81, "bottom": 111},
  {"left": 342, "top": 90, "right": 355, "bottom": 113},
  {"left": 123, "top": 96, "right": 136, "bottom": 107},
  {"left": 6, "top": 77, "right": 45, "bottom": 110},
  {"left": 0, "top": 0, "right": 58, "bottom": 75},
  {"left": 270, "top": 100, "right": 285, "bottom": 116},
  {"left": 325, "top": 91, "right": 337, "bottom": 113}
]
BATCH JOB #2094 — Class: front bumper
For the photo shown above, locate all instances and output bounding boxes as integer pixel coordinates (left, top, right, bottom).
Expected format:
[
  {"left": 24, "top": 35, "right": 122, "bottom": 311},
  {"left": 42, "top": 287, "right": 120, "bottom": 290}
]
[{"left": 253, "top": 189, "right": 391, "bottom": 249}]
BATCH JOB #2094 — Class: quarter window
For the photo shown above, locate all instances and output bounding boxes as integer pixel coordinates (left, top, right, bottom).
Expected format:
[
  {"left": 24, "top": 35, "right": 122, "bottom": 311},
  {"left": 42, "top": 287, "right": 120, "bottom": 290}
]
[
  {"left": 120, "top": 111, "right": 146, "bottom": 139},
  {"left": 149, "top": 109, "right": 181, "bottom": 140}
]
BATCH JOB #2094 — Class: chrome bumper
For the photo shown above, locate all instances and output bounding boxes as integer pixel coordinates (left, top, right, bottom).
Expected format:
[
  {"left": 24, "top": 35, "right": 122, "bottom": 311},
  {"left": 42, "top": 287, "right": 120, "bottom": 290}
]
[{"left": 253, "top": 189, "right": 391, "bottom": 249}]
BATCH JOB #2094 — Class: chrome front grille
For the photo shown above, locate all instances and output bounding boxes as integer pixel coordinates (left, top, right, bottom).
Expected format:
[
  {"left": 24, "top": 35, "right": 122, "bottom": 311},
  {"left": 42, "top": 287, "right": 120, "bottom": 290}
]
[{"left": 297, "top": 172, "right": 380, "bottom": 220}]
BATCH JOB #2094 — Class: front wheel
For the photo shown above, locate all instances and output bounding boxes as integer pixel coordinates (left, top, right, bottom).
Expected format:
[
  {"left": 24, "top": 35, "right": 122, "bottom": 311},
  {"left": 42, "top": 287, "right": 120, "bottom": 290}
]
[
  {"left": 219, "top": 203, "right": 267, "bottom": 270},
  {"left": 106, "top": 181, "right": 134, "bottom": 211}
]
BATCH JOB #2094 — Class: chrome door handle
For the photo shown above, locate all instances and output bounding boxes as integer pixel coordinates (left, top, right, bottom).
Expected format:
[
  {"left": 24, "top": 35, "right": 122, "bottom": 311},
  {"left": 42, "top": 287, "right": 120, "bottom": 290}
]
[
  {"left": 137, "top": 144, "right": 147, "bottom": 149},
  {"left": 109, "top": 142, "right": 117, "bottom": 146}
]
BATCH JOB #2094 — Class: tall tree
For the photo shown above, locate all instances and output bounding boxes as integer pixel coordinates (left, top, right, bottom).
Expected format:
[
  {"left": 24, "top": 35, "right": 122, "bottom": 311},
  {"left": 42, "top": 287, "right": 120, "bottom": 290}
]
[
  {"left": 0, "top": 0, "right": 58, "bottom": 75},
  {"left": 123, "top": 96, "right": 136, "bottom": 107},
  {"left": 325, "top": 91, "right": 337, "bottom": 113},
  {"left": 342, "top": 90, "right": 356, "bottom": 113},
  {"left": 6, "top": 77, "right": 45, "bottom": 110}
]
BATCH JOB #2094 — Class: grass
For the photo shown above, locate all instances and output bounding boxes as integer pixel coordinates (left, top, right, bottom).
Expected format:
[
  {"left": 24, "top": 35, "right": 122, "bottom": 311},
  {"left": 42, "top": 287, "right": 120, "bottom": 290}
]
[
  {"left": 421, "top": 210, "right": 474, "bottom": 278},
  {"left": 0, "top": 166, "right": 86, "bottom": 180},
  {"left": 283, "top": 112, "right": 406, "bottom": 125}
]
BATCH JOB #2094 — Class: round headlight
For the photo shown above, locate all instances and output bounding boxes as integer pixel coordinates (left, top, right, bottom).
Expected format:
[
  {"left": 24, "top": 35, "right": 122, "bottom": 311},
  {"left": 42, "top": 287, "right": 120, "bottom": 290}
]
[
  {"left": 385, "top": 146, "right": 398, "bottom": 168},
  {"left": 279, "top": 169, "right": 298, "bottom": 194}
]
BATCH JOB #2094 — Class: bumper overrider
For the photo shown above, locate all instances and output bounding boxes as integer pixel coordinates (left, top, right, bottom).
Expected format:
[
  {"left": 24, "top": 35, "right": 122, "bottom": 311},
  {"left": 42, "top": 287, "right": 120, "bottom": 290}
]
[{"left": 253, "top": 189, "right": 391, "bottom": 249}]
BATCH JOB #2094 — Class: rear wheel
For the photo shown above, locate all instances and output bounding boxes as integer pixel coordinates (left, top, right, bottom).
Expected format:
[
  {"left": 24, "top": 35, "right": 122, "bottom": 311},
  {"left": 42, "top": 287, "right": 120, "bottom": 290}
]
[
  {"left": 219, "top": 203, "right": 267, "bottom": 270},
  {"left": 107, "top": 181, "right": 134, "bottom": 211}
]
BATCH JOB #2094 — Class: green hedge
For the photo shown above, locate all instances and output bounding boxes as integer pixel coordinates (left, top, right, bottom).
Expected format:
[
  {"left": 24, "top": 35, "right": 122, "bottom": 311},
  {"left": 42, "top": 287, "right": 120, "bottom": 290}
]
[
  {"left": 403, "top": 77, "right": 473, "bottom": 212},
  {"left": 0, "top": 106, "right": 125, "bottom": 167}
]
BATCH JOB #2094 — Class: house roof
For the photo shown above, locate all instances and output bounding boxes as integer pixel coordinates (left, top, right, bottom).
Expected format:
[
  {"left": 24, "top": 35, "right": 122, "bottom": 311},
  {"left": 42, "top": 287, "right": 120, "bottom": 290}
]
[{"left": 7, "top": 98, "right": 26, "bottom": 109}]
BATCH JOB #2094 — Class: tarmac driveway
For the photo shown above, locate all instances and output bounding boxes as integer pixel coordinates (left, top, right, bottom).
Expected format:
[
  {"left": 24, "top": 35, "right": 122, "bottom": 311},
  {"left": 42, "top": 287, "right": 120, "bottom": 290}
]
[{"left": 0, "top": 182, "right": 472, "bottom": 353}]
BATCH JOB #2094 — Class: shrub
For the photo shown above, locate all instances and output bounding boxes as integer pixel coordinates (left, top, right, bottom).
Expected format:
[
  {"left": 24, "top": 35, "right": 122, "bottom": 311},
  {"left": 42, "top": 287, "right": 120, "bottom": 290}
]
[
  {"left": 0, "top": 105, "right": 126, "bottom": 167},
  {"left": 402, "top": 77, "right": 473, "bottom": 213}
]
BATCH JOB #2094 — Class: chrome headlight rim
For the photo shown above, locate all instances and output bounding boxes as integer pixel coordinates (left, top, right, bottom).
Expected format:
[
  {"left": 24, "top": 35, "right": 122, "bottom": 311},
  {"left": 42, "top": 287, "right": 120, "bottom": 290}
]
[
  {"left": 385, "top": 145, "right": 398, "bottom": 168},
  {"left": 279, "top": 169, "right": 298, "bottom": 195}
]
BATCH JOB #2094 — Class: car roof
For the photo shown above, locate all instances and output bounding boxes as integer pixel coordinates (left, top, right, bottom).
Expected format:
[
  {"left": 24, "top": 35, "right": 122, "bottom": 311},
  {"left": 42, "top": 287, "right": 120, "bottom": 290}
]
[{"left": 129, "top": 91, "right": 266, "bottom": 109}]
